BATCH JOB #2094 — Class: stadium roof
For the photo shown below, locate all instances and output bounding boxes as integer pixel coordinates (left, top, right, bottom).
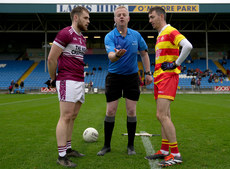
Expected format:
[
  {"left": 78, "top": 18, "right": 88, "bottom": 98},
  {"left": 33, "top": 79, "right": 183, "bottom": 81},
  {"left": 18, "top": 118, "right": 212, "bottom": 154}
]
[
  {"left": 0, "top": 0, "right": 230, "bottom": 33},
  {"left": 0, "top": 2, "right": 230, "bottom": 33},
  {"left": 0, "top": 0, "right": 230, "bottom": 54},
  {"left": 0, "top": 1, "right": 230, "bottom": 33},
  {"left": 1, "top": 0, "right": 230, "bottom": 4},
  {"left": 1, "top": 1, "right": 230, "bottom": 13}
]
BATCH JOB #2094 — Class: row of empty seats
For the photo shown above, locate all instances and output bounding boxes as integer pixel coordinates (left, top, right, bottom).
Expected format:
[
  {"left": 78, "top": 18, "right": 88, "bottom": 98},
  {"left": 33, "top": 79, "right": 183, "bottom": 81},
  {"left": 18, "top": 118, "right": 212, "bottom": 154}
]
[
  {"left": 219, "top": 59, "right": 230, "bottom": 71},
  {"left": 0, "top": 60, "right": 34, "bottom": 88},
  {"left": 84, "top": 54, "right": 109, "bottom": 89},
  {"left": 24, "top": 61, "right": 50, "bottom": 87},
  {"left": 0, "top": 57, "right": 230, "bottom": 90}
]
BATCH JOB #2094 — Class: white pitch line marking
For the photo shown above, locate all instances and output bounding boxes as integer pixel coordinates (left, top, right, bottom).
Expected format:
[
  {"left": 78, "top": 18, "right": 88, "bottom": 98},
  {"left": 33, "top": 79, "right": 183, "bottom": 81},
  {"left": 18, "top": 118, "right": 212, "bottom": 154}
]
[
  {"left": 0, "top": 96, "right": 57, "bottom": 106},
  {"left": 141, "top": 131, "right": 161, "bottom": 169}
]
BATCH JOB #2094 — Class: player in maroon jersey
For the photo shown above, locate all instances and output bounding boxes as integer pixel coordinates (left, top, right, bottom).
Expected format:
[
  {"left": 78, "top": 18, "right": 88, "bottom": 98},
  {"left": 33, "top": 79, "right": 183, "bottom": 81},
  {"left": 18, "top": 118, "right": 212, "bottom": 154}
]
[{"left": 48, "top": 6, "right": 90, "bottom": 168}]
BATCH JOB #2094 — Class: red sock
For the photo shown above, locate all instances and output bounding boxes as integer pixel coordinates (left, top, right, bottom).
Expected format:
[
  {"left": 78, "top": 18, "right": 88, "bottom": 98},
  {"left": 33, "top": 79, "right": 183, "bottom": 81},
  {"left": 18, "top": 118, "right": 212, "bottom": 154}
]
[
  {"left": 169, "top": 142, "right": 179, "bottom": 154},
  {"left": 160, "top": 139, "right": 169, "bottom": 152}
]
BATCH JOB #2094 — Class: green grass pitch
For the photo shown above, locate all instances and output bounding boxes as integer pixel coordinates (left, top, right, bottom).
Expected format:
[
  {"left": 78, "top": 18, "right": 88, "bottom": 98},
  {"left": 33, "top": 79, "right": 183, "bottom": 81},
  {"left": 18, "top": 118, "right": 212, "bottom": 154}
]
[{"left": 0, "top": 94, "right": 230, "bottom": 169}]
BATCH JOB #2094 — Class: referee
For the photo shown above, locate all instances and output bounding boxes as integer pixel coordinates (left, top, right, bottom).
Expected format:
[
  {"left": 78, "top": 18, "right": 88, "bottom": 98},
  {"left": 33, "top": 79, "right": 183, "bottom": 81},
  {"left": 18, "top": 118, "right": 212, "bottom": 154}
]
[{"left": 97, "top": 6, "right": 153, "bottom": 156}]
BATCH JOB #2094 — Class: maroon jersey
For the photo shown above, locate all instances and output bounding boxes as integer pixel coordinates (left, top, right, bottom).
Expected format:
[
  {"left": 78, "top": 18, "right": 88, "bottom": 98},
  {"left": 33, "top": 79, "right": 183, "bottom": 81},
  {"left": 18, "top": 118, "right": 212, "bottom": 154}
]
[{"left": 53, "top": 26, "right": 87, "bottom": 82}]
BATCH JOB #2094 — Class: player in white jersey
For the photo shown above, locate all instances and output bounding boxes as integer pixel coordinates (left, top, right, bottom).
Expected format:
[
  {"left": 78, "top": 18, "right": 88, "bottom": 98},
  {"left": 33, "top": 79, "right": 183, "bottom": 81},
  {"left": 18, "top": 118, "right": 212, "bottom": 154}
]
[{"left": 48, "top": 6, "right": 90, "bottom": 168}]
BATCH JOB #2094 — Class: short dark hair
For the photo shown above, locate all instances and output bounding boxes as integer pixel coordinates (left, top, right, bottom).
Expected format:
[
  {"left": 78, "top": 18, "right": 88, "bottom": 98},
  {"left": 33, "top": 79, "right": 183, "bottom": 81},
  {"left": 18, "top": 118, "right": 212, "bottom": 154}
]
[
  {"left": 148, "top": 6, "right": 166, "bottom": 21},
  {"left": 114, "top": 6, "right": 129, "bottom": 17},
  {"left": 70, "top": 6, "right": 89, "bottom": 21}
]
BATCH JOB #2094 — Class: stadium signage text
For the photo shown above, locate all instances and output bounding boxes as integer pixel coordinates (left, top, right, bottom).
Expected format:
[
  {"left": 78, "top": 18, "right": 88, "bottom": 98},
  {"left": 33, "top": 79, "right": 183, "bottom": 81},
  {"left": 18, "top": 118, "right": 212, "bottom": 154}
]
[
  {"left": 214, "top": 86, "right": 230, "bottom": 91},
  {"left": 57, "top": 4, "right": 127, "bottom": 13},
  {"left": 57, "top": 4, "right": 199, "bottom": 13},
  {"left": 1, "top": 0, "right": 230, "bottom": 4},
  {"left": 41, "top": 87, "right": 57, "bottom": 93},
  {"left": 131, "top": 5, "right": 199, "bottom": 13}
]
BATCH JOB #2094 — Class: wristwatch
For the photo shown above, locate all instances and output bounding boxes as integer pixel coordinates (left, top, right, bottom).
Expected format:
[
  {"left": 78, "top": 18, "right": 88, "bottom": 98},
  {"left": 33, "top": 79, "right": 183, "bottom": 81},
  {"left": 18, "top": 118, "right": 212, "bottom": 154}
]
[{"left": 144, "top": 71, "right": 152, "bottom": 75}]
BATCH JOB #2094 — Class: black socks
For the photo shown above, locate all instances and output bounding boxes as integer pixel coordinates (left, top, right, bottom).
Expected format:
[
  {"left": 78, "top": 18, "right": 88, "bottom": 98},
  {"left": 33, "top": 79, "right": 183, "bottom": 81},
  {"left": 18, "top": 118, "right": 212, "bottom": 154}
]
[
  {"left": 127, "top": 116, "right": 137, "bottom": 147},
  {"left": 104, "top": 116, "right": 115, "bottom": 147}
]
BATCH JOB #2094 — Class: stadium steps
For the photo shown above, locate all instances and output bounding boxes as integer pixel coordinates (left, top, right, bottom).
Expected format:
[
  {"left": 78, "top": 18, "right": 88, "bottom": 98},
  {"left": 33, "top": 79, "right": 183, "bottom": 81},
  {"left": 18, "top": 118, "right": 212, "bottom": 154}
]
[
  {"left": 17, "top": 62, "right": 39, "bottom": 84},
  {"left": 214, "top": 61, "right": 227, "bottom": 74},
  {"left": 213, "top": 61, "right": 230, "bottom": 80}
]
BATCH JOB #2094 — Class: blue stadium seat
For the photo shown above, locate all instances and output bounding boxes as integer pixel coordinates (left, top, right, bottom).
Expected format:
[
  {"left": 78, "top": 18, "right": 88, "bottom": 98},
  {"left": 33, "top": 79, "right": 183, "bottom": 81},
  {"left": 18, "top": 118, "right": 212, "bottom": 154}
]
[
  {"left": 0, "top": 60, "right": 34, "bottom": 88},
  {"left": 1, "top": 57, "right": 229, "bottom": 90}
]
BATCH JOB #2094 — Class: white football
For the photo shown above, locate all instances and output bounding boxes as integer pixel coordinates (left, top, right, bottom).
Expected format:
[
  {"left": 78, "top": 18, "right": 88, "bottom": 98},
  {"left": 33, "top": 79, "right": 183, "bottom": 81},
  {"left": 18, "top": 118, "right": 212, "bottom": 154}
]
[{"left": 83, "top": 127, "right": 99, "bottom": 142}]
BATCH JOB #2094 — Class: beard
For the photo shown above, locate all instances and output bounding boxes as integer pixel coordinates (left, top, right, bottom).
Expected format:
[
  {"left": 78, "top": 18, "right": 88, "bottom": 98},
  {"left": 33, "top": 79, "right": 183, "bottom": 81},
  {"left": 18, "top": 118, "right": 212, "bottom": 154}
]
[{"left": 77, "top": 21, "right": 87, "bottom": 32}]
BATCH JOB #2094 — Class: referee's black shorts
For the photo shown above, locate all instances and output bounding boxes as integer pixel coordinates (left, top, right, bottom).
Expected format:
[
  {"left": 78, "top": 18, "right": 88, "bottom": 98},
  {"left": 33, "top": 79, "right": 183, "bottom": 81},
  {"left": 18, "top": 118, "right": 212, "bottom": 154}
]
[{"left": 105, "top": 72, "right": 140, "bottom": 102}]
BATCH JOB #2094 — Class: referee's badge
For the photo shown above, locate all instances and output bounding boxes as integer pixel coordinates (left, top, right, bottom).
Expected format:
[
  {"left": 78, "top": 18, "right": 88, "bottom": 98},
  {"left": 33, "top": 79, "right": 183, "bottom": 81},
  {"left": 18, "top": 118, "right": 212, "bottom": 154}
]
[{"left": 132, "top": 41, "right": 137, "bottom": 46}]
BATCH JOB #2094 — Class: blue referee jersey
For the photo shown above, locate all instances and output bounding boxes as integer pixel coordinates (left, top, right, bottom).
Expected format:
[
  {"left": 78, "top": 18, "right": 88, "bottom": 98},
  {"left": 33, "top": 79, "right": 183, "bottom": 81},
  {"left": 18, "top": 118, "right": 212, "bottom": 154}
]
[{"left": 105, "top": 27, "right": 148, "bottom": 75}]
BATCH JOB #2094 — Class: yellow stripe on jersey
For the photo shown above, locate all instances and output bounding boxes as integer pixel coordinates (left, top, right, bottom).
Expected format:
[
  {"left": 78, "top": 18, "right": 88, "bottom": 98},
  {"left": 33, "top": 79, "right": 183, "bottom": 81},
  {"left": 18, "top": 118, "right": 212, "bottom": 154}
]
[
  {"left": 157, "top": 41, "right": 179, "bottom": 49},
  {"left": 173, "top": 34, "right": 185, "bottom": 46},
  {"left": 158, "top": 95, "right": 175, "bottom": 101},
  {"left": 154, "top": 25, "right": 185, "bottom": 80},
  {"left": 156, "top": 55, "right": 179, "bottom": 64}
]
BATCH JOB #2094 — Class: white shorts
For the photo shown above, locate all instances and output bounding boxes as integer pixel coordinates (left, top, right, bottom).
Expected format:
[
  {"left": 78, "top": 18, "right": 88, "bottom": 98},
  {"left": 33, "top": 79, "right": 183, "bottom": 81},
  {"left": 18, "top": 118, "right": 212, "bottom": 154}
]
[{"left": 56, "top": 80, "right": 85, "bottom": 103}]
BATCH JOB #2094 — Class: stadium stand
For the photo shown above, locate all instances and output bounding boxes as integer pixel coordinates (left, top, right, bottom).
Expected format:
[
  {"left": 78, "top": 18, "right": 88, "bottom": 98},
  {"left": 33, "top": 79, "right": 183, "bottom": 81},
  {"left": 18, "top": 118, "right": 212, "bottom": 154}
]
[
  {"left": 178, "top": 59, "right": 230, "bottom": 88},
  {"left": 146, "top": 59, "right": 230, "bottom": 89},
  {"left": 0, "top": 60, "right": 34, "bottom": 89},
  {"left": 219, "top": 59, "right": 230, "bottom": 70},
  {"left": 84, "top": 54, "right": 109, "bottom": 89},
  {"left": 23, "top": 54, "right": 109, "bottom": 90},
  {"left": 24, "top": 60, "right": 50, "bottom": 89},
  {"left": 1, "top": 56, "right": 230, "bottom": 92}
]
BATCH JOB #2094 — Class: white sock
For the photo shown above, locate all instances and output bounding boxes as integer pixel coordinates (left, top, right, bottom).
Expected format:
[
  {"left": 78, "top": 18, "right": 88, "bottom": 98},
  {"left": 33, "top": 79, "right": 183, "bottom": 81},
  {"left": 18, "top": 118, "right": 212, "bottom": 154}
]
[
  {"left": 58, "top": 145, "right": 67, "bottom": 157},
  {"left": 67, "top": 140, "right": 72, "bottom": 150},
  {"left": 171, "top": 152, "right": 181, "bottom": 157},
  {"left": 160, "top": 149, "right": 169, "bottom": 155}
]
